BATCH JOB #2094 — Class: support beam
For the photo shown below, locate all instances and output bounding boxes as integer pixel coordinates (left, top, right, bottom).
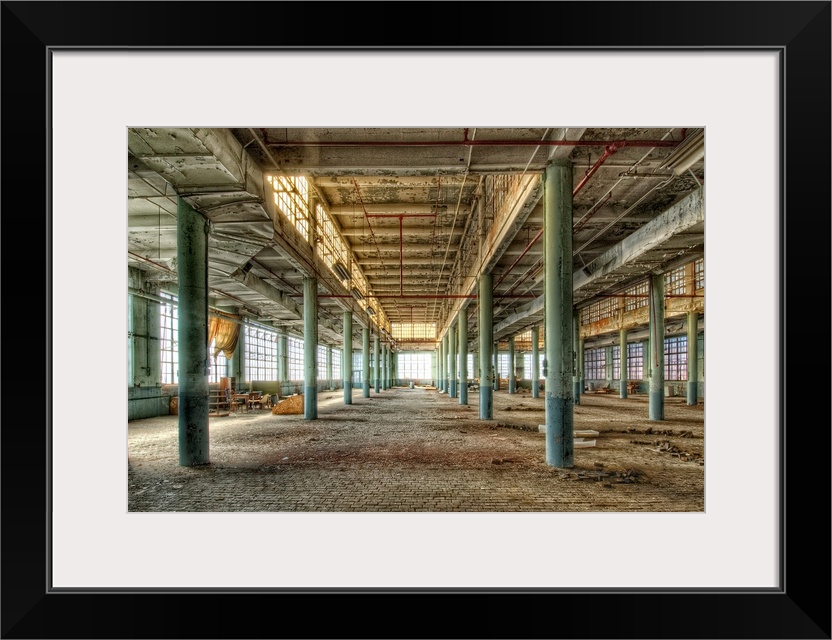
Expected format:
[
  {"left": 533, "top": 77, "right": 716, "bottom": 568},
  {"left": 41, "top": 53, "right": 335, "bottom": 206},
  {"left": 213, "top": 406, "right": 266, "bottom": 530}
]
[
  {"left": 459, "top": 311, "right": 468, "bottom": 406},
  {"left": 363, "top": 327, "right": 370, "bottom": 398},
  {"left": 176, "top": 197, "right": 209, "bottom": 466},
  {"left": 343, "top": 312, "right": 353, "bottom": 404},
  {"left": 508, "top": 336, "right": 516, "bottom": 394},
  {"left": 649, "top": 273, "right": 665, "bottom": 420},
  {"left": 543, "top": 160, "right": 574, "bottom": 469},
  {"left": 687, "top": 311, "right": 699, "bottom": 405},
  {"left": 531, "top": 325, "right": 540, "bottom": 399},
  {"left": 573, "top": 188, "right": 704, "bottom": 291},
  {"left": 303, "top": 276, "right": 318, "bottom": 420},
  {"left": 479, "top": 273, "right": 493, "bottom": 419}
]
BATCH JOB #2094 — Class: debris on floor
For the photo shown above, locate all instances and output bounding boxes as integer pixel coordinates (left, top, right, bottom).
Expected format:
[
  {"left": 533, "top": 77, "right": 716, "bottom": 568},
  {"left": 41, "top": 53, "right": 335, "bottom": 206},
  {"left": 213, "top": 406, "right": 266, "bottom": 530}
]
[
  {"left": 559, "top": 468, "right": 642, "bottom": 484},
  {"left": 574, "top": 438, "right": 597, "bottom": 448},
  {"left": 271, "top": 394, "right": 303, "bottom": 415}
]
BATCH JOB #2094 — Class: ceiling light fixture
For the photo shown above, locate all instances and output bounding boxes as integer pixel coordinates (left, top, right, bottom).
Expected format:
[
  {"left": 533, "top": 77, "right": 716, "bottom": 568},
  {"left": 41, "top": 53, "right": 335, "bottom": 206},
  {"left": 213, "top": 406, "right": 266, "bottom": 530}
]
[{"left": 661, "top": 129, "right": 705, "bottom": 176}]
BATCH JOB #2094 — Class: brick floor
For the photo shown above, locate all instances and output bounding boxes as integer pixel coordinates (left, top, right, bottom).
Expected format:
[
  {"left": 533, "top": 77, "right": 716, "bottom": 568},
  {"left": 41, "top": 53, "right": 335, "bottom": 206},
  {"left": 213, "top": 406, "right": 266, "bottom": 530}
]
[{"left": 128, "top": 387, "right": 704, "bottom": 512}]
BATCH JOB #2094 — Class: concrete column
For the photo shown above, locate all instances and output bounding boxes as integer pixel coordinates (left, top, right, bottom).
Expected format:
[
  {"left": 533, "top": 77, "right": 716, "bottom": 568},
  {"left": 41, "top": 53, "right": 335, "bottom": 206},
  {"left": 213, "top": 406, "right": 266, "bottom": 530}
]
[
  {"left": 438, "top": 340, "right": 444, "bottom": 392},
  {"left": 508, "top": 336, "right": 516, "bottom": 394},
  {"left": 327, "top": 346, "right": 334, "bottom": 391},
  {"left": 531, "top": 325, "right": 540, "bottom": 399},
  {"left": 620, "top": 328, "right": 629, "bottom": 399},
  {"left": 303, "top": 276, "right": 318, "bottom": 420},
  {"left": 479, "top": 273, "right": 493, "bottom": 419},
  {"left": 458, "top": 310, "right": 468, "bottom": 405},
  {"left": 543, "top": 159, "right": 574, "bottom": 468},
  {"left": 649, "top": 273, "right": 666, "bottom": 420},
  {"left": 343, "top": 312, "right": 353, "bottom": 404},
  {"left": 383, "top": 344, "right": 389, "bottom": 390},
  {"left": 176, "top": 197, "right": 209, "bottom": 466},
  {"left": 444, "top": 332, "right": 451, "bottom": 394},
  {"left": 605, "top": 345, "right": 614, "bottom": 385},
  {"left": 493, "top": 343, "right": 499, "bottom": 391},
  {"left": 373, "top": 333, "right": 380, "bottom": 393},
  {"left": 642, "top": 340, "right": 650, "bottom": 385},
  {"left": 362, "top": 327, "right": 370, "bottom": 398},
  {"left": 232, "top": 319, "right": 245, "bottom": 387},
  {"left": 578, "top": 337, "right": 585, "bottom": 398},
  {"left": 572, "top": 310, "right": 581, "bottom": 404},
  {"left": 278, "top": 332, "right": 288, "bottom": 395},
  {"left": 380, "top": 344, "right": 386, "bottom": 390},
  {"left": 449, "top": 320, "right": 457, "bottom": 398},
  {"left": 687, "top": 311, "right": 699, "bottom": 405}
]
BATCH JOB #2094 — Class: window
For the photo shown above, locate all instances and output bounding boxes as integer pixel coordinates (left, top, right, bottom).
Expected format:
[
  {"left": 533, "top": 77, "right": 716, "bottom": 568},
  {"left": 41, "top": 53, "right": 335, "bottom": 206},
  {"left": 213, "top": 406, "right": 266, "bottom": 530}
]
[
  {"left": 625, "top": 280, "right": 649, "bottom": 312},
  {"left": 522, "top": 353, "right": 544, "bottom": 378},
  {"left": 627, "top": 342, "right": 644, "bottom": 380},
  {"left": 584, "top": 347, "right": 606, "bottom": 379},
  {"left": 398, "top": 353, "right": 432, "bottom": 379},
  {"left": 496, "top": 353, "right": 511, "bottom": 379},
  {"left": 352, "top": 351, "right": 363, "bottom": 384},
  {"left": 665, "top": 265, "right": 686, "bottom": 295},
  {"left": 267, "top": 175, "right": 309, "bottom": 242},
  {"left": 694, "top": 258, "right": 704, "bottom": 290},
  {"left": 612, "top": 345, "right": 621, "bottom": 380},
  {"left": 391, "top": 323, "right": 436, "bottom": 341},
  {"left": 332, "top": 348, "right": 341, "bottom": 381},
  {"left": 287, "top": 336, "right": 304, "bottom": 381},
  {"left": 160, "top": 292, "right": 178, "bottom": 384},
  {"left": 208, "top": 350, "right": 228, "bottom": 383},
  {"left": 466, "top": 354, "right": 474, "bottom": 376},
  {"left": 245, "top": 322, "right": 278, "bottom": 381},
  {"left": 664, "top": 336, "right": 688, "bottom": 381},
  {"left": 317, "top": 345, "right": 327, "bottom": 380}
]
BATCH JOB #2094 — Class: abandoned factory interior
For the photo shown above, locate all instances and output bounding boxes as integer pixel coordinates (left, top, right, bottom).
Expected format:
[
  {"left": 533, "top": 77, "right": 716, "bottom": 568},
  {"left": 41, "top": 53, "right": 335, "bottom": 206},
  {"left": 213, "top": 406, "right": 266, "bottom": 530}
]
[{"left": 128, "top": 126, "right": 707, "bottom": 514}]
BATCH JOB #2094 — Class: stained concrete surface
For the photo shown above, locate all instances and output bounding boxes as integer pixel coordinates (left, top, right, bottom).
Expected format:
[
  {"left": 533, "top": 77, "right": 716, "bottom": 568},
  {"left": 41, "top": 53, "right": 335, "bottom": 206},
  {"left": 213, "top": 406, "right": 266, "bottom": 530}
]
[{"left": 128, "top": 386, "right": 704, "bottom": 512}]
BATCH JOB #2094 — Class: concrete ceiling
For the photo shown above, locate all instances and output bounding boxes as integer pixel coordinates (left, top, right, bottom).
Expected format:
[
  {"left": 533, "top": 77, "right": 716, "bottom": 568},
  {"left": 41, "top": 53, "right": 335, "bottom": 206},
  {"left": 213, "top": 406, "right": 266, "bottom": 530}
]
[{"left": 128, "top": 127, "right": 704, "bottom": 350}]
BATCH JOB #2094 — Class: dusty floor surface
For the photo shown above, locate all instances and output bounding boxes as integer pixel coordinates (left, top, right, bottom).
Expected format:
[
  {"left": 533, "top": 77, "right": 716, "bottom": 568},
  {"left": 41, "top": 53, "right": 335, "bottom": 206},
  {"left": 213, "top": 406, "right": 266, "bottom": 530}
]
[{"left": 128, "top": 386, "right": 704, "bottom": 512}]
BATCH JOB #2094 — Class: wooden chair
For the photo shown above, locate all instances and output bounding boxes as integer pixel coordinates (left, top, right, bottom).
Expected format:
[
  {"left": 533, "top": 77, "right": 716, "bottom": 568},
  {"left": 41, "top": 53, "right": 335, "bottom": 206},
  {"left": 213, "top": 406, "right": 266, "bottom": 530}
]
[{"left": 227, "top": 388, "right": 246, "bottom": 413}]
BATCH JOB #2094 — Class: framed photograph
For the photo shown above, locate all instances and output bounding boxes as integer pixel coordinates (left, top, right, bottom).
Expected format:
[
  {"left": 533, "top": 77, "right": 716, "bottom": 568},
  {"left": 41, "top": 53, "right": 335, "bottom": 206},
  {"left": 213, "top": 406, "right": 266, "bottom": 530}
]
[{"left": 3, "top": 2, "right": 829, "bottom": 638}]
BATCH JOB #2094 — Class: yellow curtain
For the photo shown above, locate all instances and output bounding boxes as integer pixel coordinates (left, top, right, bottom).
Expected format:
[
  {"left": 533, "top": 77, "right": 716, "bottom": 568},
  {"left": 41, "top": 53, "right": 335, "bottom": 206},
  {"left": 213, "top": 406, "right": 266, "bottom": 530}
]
[{"left": 208, "top": 311, "right": 241, "bottom": 360}]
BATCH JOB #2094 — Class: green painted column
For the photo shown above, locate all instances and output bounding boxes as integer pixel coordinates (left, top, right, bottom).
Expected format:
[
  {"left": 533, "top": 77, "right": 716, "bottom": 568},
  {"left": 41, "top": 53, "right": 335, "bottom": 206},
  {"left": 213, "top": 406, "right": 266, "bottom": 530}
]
[
  {"left": 176, "top": 197, "right": 210, "bottom": 466},
  {"left": 276, "top": 330, "right": 287, "bottom": 396},
  {"left": 531, "top": 325, "right": 540, "bottom": 399},
  {"left": 438, "top": 339, "right": 444, "bottom": 392},
  {"left": 649, "top": 273, "right": 666, "bottom": 420},
  {"left": 343, "top": 312, "right": 353, "bottom": 404},
  {"left": 373, "top": 334, "right": 380, "bottom": 393},
  {"left": 687, "top": 311, "right": 699, "bottom": 405},
  {"left": 572, "top": 310, "right": 581, "bottom": 405},
  {"left": 642, "top": 339, "right": 650, "bottom": 390},
  {"left": 380, "top": 344, "right": 386, "bottom": 390},
  {"left": 327, "top": 345, "right": 334, "bottom": 391},
  {"left": 508, "top": 336, "right": 516, "bottom": 394},
  {"left": 578, "top": 337, "right": 585, "bottom": 398},
  {"left": 232, "top": 318, "right": 245, "bottom": 388},
  {"left": 458, "top": 310, "right": 468, "bottom": 405},
  {"left": 543, "top": 159, "right": 574, "bottom": 469},
  {"left": 384, "top": 344, "right": 390, "bottom": 390},
  {"left": 444, "top": 332, "right": 451, "bottom": 394},
  {"left": 605, "top": 345, "right": 614, "bottom": 386},
  {"left": 620, "top": 328, "right": 629, "bottom": 399},
  {"left": 362, "top": 327, "right": 370, "bottom": 398},
  {"left": 449, "top": 320, "right": 457, "bottom": 398},
  {"left": 479, "top": 273, "right": 493, "bottom": 419},
  {"left": 303, "top": 276, "right": 318, "bottom": 420},
  {"left": 493, "top": 343, "right": 499, "bottom": 391}
]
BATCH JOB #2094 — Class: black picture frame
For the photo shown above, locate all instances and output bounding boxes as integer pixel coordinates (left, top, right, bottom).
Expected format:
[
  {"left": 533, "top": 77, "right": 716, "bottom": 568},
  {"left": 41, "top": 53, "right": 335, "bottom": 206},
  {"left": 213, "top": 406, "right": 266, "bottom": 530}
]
[{"left": 2, "top": 2, "right": 829, "bottom": 638}]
